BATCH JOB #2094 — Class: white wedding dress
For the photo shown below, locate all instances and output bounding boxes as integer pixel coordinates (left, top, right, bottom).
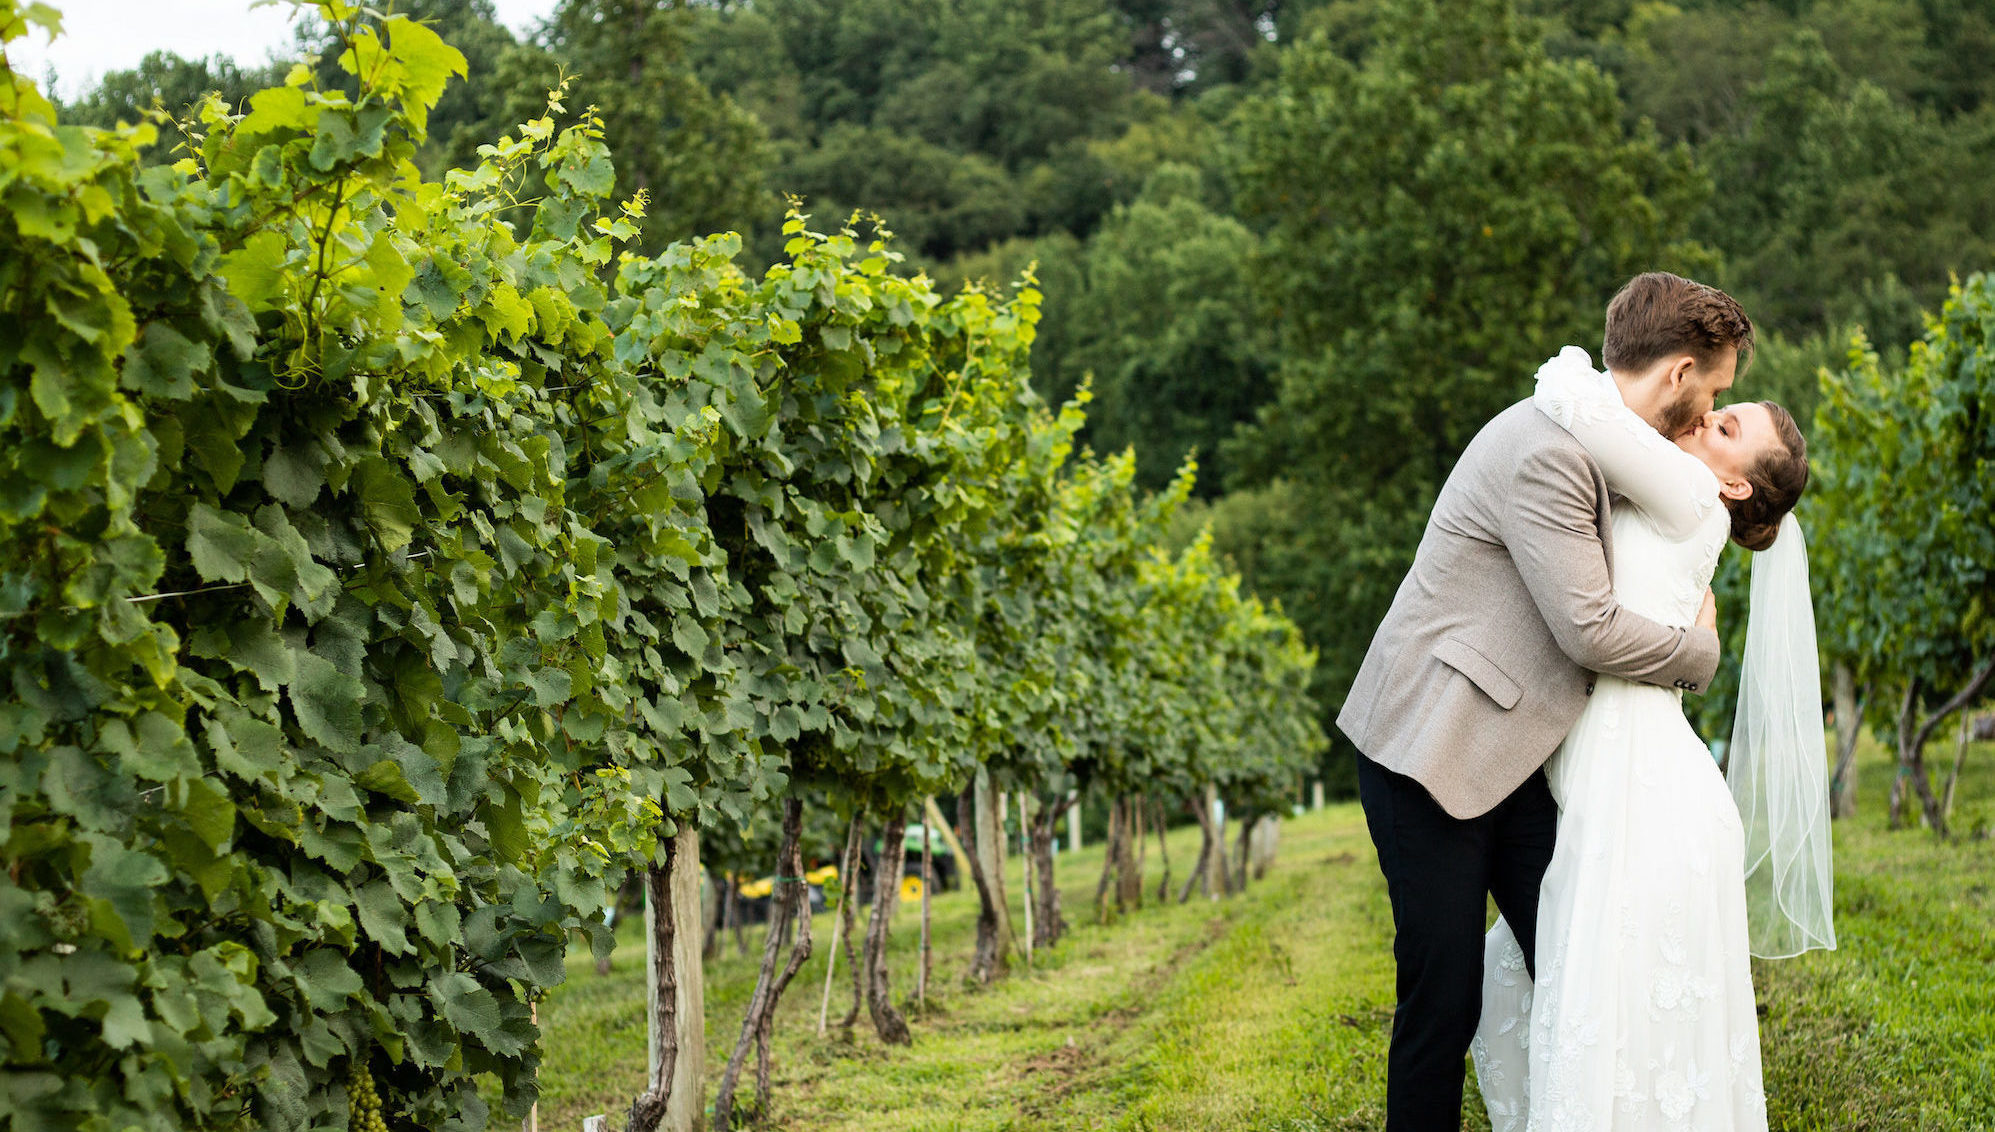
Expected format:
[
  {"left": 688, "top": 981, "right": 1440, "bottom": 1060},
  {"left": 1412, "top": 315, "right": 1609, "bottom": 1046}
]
[{"left": 1471, "top": 350, "right": 1768, "bottom": 1131}]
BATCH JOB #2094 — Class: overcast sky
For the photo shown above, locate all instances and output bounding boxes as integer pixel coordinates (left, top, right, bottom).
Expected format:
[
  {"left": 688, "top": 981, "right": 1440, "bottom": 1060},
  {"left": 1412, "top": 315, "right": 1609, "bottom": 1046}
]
[{"left": 8, "top": 0, "right": 560, "bottom": 98}]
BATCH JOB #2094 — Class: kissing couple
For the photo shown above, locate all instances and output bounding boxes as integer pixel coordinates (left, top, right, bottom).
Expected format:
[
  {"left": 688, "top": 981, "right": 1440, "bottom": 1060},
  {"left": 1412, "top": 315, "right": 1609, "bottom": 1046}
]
[{"left": 1340, "top": 272, "right": 1838, "bottom": 1130}]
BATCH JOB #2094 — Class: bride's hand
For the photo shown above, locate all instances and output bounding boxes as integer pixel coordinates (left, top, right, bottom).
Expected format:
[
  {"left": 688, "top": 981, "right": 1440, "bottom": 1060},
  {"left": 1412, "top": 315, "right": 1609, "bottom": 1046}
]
[{"left": 1697, "top": 588, "right": 1717, "bottom": 634}]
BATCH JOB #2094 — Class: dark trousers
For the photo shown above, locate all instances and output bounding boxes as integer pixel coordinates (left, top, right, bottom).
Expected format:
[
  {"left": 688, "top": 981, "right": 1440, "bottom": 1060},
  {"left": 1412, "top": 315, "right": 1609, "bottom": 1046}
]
[{"left": 1355, "top": 752, "right": 1558, "bottom": 1132}]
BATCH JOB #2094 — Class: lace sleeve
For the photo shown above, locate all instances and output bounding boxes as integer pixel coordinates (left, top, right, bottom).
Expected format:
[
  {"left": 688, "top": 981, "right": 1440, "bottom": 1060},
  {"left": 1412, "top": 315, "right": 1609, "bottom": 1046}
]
[{"left": 1532, "top": 346, "right": 1719, "bottom": 540}]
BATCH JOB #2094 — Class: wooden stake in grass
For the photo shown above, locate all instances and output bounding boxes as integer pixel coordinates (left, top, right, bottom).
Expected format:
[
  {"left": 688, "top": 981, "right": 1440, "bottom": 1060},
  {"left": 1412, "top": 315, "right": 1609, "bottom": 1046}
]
[
  {"left": 922, "top": 794, "right": 973, "bottom": 883},
  {"left": 1209, "top": 784, "right": 1233, "bottom": 897},
  {"left": 1093, "top": 795, "right": 1122, "bottom": 923},
  {"left": 1942, "top": 711, "right": 1974, "bottom": 821},
  {"left": 1152, "top": 797, "right": 1172, "bottom": 905},
  {"left": 919, "top": 815, "right": 932, "bottom": 1007},
  {"left": 1178, "top": 793, "right": 1211, "bottom": 905},
  {"left": 1233, "top": 811, "right": 1254, "bottom": 892},
  {"left": 526, "top": 1002, "right": 539, "bottom": 1132},
  {"left": 815, "top": 890, "right": 843, "bottom": 1038},
  {"left": 1118, "top": 794, "right": 1146, "bottom": 912},
  {"left": 1018, "top": 793, "right": 1034, "bottom": 969},
  {"left": 702, "top": 870, "right": 723, "bottom": 963},
  {"left": 833, "top": 816, "right": 864, "bottom": 1031},
  {"left": 713, "top": 798, "right": 813, "bottom": 1131}
]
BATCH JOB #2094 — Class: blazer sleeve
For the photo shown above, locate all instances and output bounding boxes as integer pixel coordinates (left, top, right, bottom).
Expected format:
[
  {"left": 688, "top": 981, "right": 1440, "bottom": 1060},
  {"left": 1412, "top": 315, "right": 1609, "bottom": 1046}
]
[{"left": 1503, "top": 442, "right": 1722, "bottom": 690}]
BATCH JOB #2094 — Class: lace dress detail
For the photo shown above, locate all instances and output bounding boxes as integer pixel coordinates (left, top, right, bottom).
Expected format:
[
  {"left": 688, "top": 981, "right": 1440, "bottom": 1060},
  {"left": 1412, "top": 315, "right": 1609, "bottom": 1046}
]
[{"left": 1473, "top": 348, "right": 1767, "bottom": 1131}]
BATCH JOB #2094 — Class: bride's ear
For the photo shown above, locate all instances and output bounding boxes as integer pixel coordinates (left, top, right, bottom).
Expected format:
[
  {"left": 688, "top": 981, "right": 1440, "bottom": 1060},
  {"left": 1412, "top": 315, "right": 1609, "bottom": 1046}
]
[{"left": 1720, "top": 478, "right": 1754, "bottom": 502}]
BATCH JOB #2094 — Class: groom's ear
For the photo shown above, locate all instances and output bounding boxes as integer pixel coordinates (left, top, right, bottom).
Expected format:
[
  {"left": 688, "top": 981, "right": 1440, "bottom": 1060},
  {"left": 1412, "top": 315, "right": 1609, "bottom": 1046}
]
[{"left": 1666, "top": 355, "right": 1697, "bottom": 390}]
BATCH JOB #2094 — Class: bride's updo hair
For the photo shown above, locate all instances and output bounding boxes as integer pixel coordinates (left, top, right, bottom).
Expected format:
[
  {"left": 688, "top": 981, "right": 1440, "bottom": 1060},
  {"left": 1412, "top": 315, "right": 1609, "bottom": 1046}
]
[{"left": 1727, "top": 402, "right": 1808, "bottom": 551}]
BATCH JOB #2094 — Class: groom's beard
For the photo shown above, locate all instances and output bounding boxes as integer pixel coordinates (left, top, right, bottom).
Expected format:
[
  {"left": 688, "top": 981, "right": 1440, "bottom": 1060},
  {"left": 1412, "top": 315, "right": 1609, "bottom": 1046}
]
[{"left": 1655, "top": 388, "right": 1705, "bottom": 439}]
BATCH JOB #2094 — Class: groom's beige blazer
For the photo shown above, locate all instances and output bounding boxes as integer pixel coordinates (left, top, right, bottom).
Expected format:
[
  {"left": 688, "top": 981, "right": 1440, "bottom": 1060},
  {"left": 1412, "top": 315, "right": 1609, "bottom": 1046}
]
[{"left": 1337, "top": 399, "right": 1720, "bottom": 819}]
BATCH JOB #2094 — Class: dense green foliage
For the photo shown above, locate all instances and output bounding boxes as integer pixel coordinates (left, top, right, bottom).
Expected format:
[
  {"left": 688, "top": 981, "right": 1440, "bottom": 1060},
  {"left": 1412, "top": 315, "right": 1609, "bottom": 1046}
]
[
  {"left": 51, "top": 0, "right": 1995, "bottom": 780},
  {"left": 2, "top": 1, "right": 1321, "bottom": 1127},
  {"left": 0, "top": 8, "right": 674, "bottom": 1127}
]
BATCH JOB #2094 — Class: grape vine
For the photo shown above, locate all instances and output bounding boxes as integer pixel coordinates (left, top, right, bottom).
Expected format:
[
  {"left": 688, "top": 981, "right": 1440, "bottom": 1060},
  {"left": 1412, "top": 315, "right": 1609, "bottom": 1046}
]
[{"left": 0, "top": 3, "right": 1323, "bottom": 1130}]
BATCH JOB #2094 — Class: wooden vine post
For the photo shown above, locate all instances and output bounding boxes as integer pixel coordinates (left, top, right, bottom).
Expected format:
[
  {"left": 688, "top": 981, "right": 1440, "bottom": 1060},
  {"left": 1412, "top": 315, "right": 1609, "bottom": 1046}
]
[
  {"left": 1018, "top": 793, "right": 1034, "bottom": 968},
  {"left": 966, "top": 772, "right": 1015, "bottom": 982},
  {"left": 919, "top": 819, "right": 933, "bottom": 1006},
  {"left": 628, "top": 825, "right": 706, "bottom": 1132}
]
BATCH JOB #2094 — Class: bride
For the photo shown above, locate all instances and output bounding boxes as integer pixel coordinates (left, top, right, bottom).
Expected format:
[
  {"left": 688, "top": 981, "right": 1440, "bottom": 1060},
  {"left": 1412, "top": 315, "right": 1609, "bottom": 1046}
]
[{"left": 1472, "top": 347, "right": 1837, "bottom": 1131}]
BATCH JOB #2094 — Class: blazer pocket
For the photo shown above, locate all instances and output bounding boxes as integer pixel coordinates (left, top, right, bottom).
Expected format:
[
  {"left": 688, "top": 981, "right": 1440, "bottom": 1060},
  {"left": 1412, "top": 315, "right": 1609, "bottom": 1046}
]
[{"left": 1433, "top": 637, "right": 1523, "bottom": 711}]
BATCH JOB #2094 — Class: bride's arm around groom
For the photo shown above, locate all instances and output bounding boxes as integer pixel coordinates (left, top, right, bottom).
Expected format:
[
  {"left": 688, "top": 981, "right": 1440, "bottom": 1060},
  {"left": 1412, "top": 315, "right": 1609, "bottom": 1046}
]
[{"left": 1335, "top": 271, "right": 1753, "bottom": 1131}]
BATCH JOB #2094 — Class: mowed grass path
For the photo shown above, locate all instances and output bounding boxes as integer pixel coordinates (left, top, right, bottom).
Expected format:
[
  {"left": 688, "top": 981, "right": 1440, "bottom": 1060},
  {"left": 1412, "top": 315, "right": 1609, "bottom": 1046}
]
[{"left": 533, "top": 736, "right": 1995, "bottom": 1131}]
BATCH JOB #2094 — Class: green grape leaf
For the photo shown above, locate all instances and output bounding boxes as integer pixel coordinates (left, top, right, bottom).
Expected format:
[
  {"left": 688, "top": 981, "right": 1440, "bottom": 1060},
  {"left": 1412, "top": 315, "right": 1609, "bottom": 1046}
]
[
  {"left": 289, "top": 651, "right": 365, "bottom": 754},
  {"left": 81, "top": 835, "right": 168, "bottom": 947},
  {"left": 429, "top": 972, "right": 501, "bottom": 1041},
  {"left": 181, "top": 776, "right": 237, "bottom": 852},
  {"left": 122, "top": 322, "right": 209, "bottom": 399},
  {"left": 352, "top": 458, "right": 420, "bottom": 554},
  {"left": 208, "top": 714, "right": 286, "bottom": 781},
  {"left": 353, "top": 880, "right": 412, "bottom": 956},
  {"left": 261, "top": 444, "right": 324, "bottom": 508},
  {"left": 292, "top": 948, "right": 363, "bottom": 1011},
  {"left": 219, "top": 229, "right": 292, "bottom": 313},
  {"left": 185, "top": 504, "right": 259, "bottom": 585},
  {"left": 99, "top": 993, "right": 151, "bottom": 1050}
]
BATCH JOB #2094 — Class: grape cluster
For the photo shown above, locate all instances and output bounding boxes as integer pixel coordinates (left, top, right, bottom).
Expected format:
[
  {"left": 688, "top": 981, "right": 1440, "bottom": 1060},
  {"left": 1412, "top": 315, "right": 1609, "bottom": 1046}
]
[{"left": 348, "top": 1063, "right": 388, "bottom": 1132}]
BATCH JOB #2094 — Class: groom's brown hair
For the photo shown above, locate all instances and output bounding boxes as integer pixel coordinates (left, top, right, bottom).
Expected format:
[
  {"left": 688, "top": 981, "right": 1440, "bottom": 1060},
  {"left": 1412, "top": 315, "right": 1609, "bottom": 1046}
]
[{"left": 1602, "top": 272, "right": 1754, "bottom": 374}]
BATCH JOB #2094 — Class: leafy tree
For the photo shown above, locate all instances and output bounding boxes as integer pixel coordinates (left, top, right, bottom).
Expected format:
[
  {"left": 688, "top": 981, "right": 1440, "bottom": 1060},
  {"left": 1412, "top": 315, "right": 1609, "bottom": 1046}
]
[
  {"left": 1695, "top": 27, "right": 1995, "bottom": 344},
  {"left": 278, "top": 0, "right": 545, "bottom": 176},
  {"left": 0, "top": 8, "right": 663, "bottom": 1127},
  {"left": 1109, "top": 0, "right": 1283, "bottom": 96},
  {"left": 1222, "top": 0, "right": 1710, "bottom": 721},
  {"left": 1, "top": 5, "right": 1325, "bottom": 1129},
  {"left": 1061, "top": 165, "right": 1275, "bottom": 495},
  {"left": 685, "top": 0, "right": 1172, "bottom": 264},
  {"left": 1908, "top": 0, "right": 1995, "bottom": 114},
  {"left": 783, "top": 125, "right": 1026, "bottom": 261},
  {"left": 1179, "top": 477, "right": 1352, "bottom": 788},
  {"left": 1611, "top": 1, "right": 1802, "bottom": 146}
]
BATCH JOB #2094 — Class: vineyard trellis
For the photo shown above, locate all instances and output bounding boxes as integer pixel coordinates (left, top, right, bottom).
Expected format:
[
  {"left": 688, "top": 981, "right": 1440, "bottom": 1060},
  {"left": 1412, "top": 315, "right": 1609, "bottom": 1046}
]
[{"left": 0, "top": 4, "right": 1324, "bottom": 1132}]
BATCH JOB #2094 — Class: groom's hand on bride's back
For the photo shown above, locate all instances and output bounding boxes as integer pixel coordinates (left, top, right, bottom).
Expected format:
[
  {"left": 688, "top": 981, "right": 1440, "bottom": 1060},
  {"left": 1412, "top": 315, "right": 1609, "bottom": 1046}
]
[{"left": 1698, "top": 588, "right": 1718, "bottom": 634}]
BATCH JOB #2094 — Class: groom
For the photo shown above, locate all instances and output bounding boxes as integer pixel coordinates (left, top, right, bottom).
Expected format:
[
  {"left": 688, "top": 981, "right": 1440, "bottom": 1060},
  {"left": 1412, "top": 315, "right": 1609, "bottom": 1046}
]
[{"left": 1337, "top": 272, "right": 1755, "bottom": 1130}]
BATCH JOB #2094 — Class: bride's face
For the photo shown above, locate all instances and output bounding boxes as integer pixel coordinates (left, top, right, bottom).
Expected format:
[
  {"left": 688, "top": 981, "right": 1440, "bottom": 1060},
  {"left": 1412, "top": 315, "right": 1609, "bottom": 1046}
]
[{"left": 1674, "top": 402, "right": 1776, "bottom": 500}]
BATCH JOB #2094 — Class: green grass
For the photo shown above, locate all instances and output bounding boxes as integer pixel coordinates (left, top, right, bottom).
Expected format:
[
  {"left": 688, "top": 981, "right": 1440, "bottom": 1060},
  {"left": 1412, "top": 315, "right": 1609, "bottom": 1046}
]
[
  {"left": 1754, "top": 734, "right": 1995, "bottom": 1131},
  {"left": 530, "top": 733, "right": 1995, "bottom": 1131}
]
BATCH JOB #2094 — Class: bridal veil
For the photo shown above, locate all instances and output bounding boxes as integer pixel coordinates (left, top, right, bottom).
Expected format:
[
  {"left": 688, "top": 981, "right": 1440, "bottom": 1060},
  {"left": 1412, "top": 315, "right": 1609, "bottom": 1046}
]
[{"left": 1728, "top": 512, "right": 1837, "bottom": 958}]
